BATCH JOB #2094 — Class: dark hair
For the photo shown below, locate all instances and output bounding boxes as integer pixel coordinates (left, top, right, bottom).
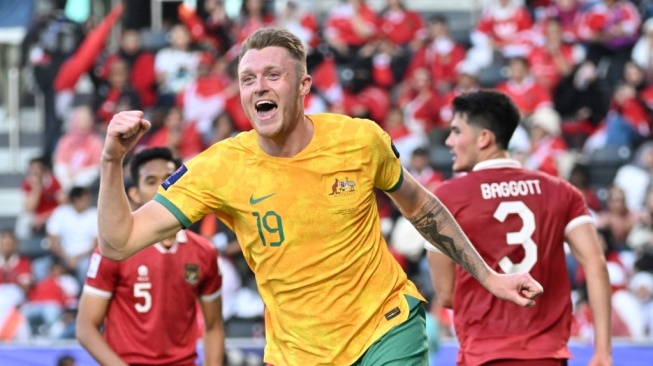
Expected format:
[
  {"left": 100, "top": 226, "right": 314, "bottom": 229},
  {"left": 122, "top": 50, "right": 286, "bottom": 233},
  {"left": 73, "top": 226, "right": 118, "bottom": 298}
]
[
  {"left": 411, "top": 147, "right": 429, "bottom": 157},
  {"left": 68, "top": 186, "right": 91, "bottom": 202},
  {"left": 51, "top": 0, "right": 68, "bottom": 11},
  {"left": 129, "top": 147, "right": 181, "bottom": 183},
  {"left": 451, "top": 90, "right": 520, "bottom": 150},
  {"left": 29, "top": 156, "right": 52, "bottom": 170},
  {"left": 239, "top": 28, "right": 307, "bottom": 75}
]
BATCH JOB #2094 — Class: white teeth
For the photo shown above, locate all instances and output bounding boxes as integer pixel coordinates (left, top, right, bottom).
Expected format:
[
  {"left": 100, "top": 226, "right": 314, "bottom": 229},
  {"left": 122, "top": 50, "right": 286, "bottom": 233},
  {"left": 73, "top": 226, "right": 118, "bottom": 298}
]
[{"left": 256, "top": 101, "right": 275, "bottom": 107}]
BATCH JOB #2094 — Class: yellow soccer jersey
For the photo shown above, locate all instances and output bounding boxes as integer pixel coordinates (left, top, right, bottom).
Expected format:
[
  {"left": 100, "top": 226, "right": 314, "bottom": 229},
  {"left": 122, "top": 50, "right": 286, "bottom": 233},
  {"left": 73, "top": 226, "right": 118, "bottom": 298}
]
[{"left": 154, "top": 113, "right": 425, "bottom": 365}]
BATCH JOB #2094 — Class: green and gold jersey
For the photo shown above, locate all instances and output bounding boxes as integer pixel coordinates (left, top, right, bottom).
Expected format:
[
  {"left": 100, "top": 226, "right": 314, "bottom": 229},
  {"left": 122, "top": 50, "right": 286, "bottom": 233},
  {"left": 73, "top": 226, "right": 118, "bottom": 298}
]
[{"left": 155, "top": 113, "right": 424, "bottom": 365}]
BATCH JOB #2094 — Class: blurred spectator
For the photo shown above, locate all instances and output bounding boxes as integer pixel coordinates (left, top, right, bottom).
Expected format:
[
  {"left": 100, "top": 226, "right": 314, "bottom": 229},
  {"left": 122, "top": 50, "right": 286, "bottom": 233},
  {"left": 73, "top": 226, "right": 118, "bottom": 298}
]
[
  {"left": 528, "top": 17, "right": 585, "bottom": 90},
  {"left": 404, "top": 15, "right": 466, "bottom": 95},
  {"left": 56, "top": 355, "right": 77, "bottom": 366},
  {"left": 568, "top": 162, "right": 602, "bottom": 212},
  {"left": 397, "top": 67, "right": 443, "bottom": 137},
  {"left": 146, "top": 107, "right": 203, "bottom": 162},
  {"left": 232, "top": 0, "right": 275, "bottom": 54},
  {"left": 468, "top": 0, "right": 533, "bottom": 70},
  {"left": 377, "top": 0, "right": 425, "bottom": 49},
  {"left": 94, "top": 58, "right": 142, "bottom": 128},
  {"left": 578, "top": 0, "right": 641, "bottom": 94},
  {"left": 496, "top": 56, "right": 553, "bottom": 119},
  {"left": 383, "top": 107, "right": 428, "bottom": 167},
  {"left": 178, "top": 0, "right": 234, "bottom": 55},
  {"left": 324, "top": 0, "right": 378, "bottom": 64},
  {"left": 19, "top": 0, "right": 85, "bottom": 160},
  {"left": 627, "top": 186, "right": 653, "bottom": 250},
  {"left": 208, "top": 112, "right": 238, "bottom": 146},
  {"left": 0, "top": 230, "right": 33, "bottom": 341},
  {"left": 15, "top": 157, "right": 65, "bottom": 246},
  {"left": 155, "top": 24, "right": 201, "bottom": 106},
  {"left": 275, "top": 1, "right": 320, "bottom": 54},
  {"left": 21, "top": 258, "right": 79, "bottom": 338},
  {"left": 407, "top": 147, "right": 443, "bottom": 194},
  {"left": 52, "top": 105, "right": 103, "bottom": 192},
  {"left": 628, "top": 271, "right": 653, "bottom": 339},
  {"left": 554, "top": 60, "right": 608, "bottom": 149},
  {"left": 631, "top": 17, "right": 653, "bottom": 83},
  {"left": 525, "top": 107, "right": 568, "bottom": 176},
  {"left": 534, "top": 0, "right": 584, "bottom": 43},
  {"left": 356, "top": 38, "right": 411, "bottom": 90},
  {"left": 439, "top": 61, "right": 481, "bottom": 124},
  {"left": 614, "top": 141, "right": 653, "bottom": 213},
  {"left": 597, "top": 186, "right": 637, "bottom": 250},
  {"left": 95, "top": 29, "right": 157, "bottom": 109},
  {"left": 33, "top": 187, "right": 97, "bottom": 284},
  {"left": 177, "top": 52, "right": 237, "bottom": 144}
]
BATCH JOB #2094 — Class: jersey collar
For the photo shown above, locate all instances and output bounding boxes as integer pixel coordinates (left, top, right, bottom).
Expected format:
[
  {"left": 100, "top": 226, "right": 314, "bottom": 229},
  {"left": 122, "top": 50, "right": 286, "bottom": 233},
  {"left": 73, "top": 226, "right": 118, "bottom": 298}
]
[
  {"left": 473, "top": 158, "right": 522, "bottom": 171},
  {"left": 154, "top": 231, "right": 188, "bottom": 254}
]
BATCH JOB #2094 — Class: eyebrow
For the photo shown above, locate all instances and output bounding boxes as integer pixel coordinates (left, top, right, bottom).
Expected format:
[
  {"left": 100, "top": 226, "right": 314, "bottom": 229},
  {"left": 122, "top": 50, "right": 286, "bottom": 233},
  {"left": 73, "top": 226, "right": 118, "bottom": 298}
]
[{"left": 239, "top": 64, "right": 283, "bottom": 75}]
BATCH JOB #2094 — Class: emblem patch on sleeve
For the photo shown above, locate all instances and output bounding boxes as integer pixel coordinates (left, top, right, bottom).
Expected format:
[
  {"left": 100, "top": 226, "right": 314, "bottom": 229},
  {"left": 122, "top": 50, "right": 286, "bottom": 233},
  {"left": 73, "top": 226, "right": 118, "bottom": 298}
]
[{"left": 162, "top": 165, "right": 188, "bottom": 190}]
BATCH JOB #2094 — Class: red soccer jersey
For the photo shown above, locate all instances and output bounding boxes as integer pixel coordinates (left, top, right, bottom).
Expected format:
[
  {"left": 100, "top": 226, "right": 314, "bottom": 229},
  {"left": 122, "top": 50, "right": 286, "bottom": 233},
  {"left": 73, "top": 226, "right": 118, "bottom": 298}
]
[
  {"left": 83, "top": 230, "right": 222, "bottom": 366},
  {"left": 433, "top": 159, "right": 592, "bottom": 365}
]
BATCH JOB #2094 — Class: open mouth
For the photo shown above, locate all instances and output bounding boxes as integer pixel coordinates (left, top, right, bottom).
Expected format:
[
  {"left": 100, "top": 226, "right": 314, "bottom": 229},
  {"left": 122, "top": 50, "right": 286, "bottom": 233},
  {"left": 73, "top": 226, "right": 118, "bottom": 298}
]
[{"left": 255, "top": 100, "right": 278, "bottom": 119}]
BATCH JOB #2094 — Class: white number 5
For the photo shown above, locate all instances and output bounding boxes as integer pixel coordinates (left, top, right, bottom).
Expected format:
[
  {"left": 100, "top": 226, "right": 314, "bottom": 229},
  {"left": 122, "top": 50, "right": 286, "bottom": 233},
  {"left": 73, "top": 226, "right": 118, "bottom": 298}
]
[
  {"left": 493, "top": 201, "right": 537, "bottom": 274},
  {"left": 133, "top": 282, "right": 152, "bottom": 313}
]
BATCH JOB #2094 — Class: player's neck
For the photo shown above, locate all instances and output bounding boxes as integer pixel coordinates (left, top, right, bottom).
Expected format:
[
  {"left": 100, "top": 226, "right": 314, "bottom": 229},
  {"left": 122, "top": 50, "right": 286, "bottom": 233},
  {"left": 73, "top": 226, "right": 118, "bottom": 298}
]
[
  {"left": 481, "top": 150, "right": 511, "bottom": 162},
  {"left": 258, "top": 115, "right": 314, "bottom": 158},
  {"left": 160, "top": 236, "right": 176, "bottom": 248}
]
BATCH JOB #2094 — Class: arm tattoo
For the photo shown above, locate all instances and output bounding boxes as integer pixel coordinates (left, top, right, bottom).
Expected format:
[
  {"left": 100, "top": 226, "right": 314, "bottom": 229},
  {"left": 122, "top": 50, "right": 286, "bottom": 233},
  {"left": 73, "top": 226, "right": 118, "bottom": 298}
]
[{"left": 408, "top": 198, "right": 490, "bottom": 283}]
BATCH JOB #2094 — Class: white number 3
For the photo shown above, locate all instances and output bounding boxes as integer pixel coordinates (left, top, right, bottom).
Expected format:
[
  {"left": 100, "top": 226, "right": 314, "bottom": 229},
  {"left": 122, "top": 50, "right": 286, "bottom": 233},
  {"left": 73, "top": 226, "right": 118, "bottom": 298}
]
[
  {"left": 133, "top": 282, "right": 152, "bottom": 313},
  {"left": 493, "top": 201, "right": 537, "bottom": 274}
]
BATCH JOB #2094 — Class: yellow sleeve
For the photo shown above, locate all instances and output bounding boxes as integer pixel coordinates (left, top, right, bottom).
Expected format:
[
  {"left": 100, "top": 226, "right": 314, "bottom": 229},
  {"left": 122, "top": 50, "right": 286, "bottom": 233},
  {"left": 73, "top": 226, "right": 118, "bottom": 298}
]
[
  {"left": 153, "top": 147, "right": 224, "bottom": 228},
  {"left": 364, "top": 119, "right": 404, "bottom": 192}
]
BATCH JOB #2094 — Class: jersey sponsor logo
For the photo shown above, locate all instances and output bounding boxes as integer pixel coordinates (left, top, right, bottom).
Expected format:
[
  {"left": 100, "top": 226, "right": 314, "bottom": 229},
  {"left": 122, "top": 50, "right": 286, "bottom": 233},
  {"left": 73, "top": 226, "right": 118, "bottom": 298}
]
[
  {"left": 86, "top": 253, "right": 102, "bottom": 279},
  {"left": 328, "top": 177, "right": 357, "bottom": 196},
  {"left": 162, "top": 164, "right": 188, "bottom": 190},
  {"left": 137, "top": 265, "right": 150, "bottom": 281},
  {"left": 185, "top": 263, "right": 199, "bottom": 285},
  {"left": 250, "top": 193, "right": 276, "bottom": 205}
]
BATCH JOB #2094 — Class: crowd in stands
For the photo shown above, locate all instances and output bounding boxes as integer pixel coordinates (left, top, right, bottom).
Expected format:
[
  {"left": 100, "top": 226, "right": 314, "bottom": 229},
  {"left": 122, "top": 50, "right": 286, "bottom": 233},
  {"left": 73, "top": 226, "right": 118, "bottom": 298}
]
[{"left": 2, "top": 0, "right": 653, "bottom": 347}]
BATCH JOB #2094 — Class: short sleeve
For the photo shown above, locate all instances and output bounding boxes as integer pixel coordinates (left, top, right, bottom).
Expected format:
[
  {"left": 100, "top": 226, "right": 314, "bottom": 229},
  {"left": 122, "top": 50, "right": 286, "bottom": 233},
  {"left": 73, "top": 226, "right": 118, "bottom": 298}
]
[
  {"left": 45, "top": 207, "right": 64, "bottom": 235},
  {"left": 564, "top": 182, "right": 594, "bottom": 234},
  {"left": 83, "top": 251, "right": 119, "bottom": 299},
  {"left": 154, "top": 150, "right": 220, "bottom": 228},
  {"left": 366, "top": 121, "right": 403, "bottom": 192},
  {"left": 199, "top": 247, "right": 222, "bottom": 303}
]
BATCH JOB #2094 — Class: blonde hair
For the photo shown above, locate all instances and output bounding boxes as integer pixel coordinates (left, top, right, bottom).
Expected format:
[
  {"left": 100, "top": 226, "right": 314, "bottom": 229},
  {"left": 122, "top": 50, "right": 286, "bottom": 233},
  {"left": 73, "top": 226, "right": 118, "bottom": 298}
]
[{"left": 239, "top": 27, "right": 307, "bottom": 75}]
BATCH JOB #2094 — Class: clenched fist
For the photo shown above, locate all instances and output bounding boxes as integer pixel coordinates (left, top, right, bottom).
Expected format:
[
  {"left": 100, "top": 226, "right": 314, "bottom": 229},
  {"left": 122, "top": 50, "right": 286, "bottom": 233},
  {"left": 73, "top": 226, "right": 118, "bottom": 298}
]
[{"left": 103, "top": 111, "right": 151, "bottom": 162}]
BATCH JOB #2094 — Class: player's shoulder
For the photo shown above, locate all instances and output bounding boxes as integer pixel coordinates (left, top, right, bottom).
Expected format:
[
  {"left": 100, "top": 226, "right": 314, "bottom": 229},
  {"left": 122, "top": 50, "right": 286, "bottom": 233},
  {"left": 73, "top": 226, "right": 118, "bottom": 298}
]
[
  {"left": 183, "top": 230, "right": 218, "bottom": 254},
  {"left": 311, "top": 113, "right": 383, "bottom": 133}
]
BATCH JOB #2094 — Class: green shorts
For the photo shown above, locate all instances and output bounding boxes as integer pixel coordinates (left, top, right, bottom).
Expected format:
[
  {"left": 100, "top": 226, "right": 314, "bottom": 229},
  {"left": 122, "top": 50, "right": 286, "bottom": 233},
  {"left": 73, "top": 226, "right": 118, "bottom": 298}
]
[{"left": 352, "top": 295, "right": 428, "bottom": 366}]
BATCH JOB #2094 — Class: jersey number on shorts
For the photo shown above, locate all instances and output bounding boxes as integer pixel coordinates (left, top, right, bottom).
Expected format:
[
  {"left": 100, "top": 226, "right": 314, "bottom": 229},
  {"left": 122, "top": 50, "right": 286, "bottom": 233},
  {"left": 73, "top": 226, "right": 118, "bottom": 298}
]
[
  {"left": 252, "top": 211, "right": 285, "bottom": 247},
  {"left": 134, "top": 282, "right": 152, "bottom": 313},
  {"left": 493, "top": 201, "right": 537, "bottom": 274}
]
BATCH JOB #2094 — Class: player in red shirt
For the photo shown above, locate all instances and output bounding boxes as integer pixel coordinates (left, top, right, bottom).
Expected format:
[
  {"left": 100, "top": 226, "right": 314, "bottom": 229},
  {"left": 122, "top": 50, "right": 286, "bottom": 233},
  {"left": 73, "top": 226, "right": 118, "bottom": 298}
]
[
  {"left": 427, "top": 90, "right": 612, "bottom": 366},
  {"left": 76, "top": 147, "right": 224, "bottom": 366}
]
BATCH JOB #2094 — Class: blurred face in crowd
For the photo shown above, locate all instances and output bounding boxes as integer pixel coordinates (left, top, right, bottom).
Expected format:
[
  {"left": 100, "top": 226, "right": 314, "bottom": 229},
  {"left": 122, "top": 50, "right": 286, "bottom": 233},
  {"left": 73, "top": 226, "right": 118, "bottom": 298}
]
[
  {"left": 121, "top": 30, "right": 142, "bottom": 54},
  {"left": 0, "top": 232, "right": 17, "bottom": 259},
  {"left": 411, "top": 67, "right": 431, "bottom": 90},
  {"left": 130, "top": 159, "right": 177, "bottom": 206},
  {"left": 170, "top": 25, "right": 191, "bottom": 50},
  {"left": 72, "top": 191, "right": 92, "bottom": 213},
  {"left": 624, "top": 61, "right": 645, "bottom": 86},
  {"left": 164, "top": 108, "right": 184, "bottom": 130},
  {"left": 383, "top": 108, "right": 404, "bottom": 130},
  {"left": 70, "top": 106, "right": 95, "bottom": 133},
  {"left": 507, "top": 58, "right": 528, "bottom": 83},
  {"left": 109, "top": 59, "right": 130, "bottom": 89}
]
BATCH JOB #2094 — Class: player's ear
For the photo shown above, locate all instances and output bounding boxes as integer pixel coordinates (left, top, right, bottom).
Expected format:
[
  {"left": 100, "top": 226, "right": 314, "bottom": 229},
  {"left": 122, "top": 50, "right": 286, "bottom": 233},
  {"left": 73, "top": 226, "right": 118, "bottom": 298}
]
[
  {"left": 127, "top": 186, "right": 141, "bottom": 206},
  {"left": 477, "top": 128, "right": 494, "bottom": 149},
  {"left": 299, "top": 74, "right": 312, "bottom": 96}
]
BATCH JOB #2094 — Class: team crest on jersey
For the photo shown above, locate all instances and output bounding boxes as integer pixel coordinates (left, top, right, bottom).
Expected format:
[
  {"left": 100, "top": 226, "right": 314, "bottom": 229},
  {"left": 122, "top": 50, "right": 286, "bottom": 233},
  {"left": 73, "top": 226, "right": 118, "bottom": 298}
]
[
  {"left": 184, "top": 263, "right": 199, "bottom": 285},
  {"left": 162, "top": 164, "right": 188, "bottom": 190},
  {"left": 327, "top": 177, "right": 357, "bottom": 196}
]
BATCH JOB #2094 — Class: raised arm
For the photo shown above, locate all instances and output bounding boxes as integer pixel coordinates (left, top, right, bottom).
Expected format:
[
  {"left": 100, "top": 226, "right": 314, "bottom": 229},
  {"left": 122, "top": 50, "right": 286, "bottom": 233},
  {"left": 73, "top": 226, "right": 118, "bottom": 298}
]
[
  {"left": 566, "top": 223, "right": 612, "bottom": 365},
  {"left": 98, "top": 111, "right": 181, "bottom": 260},
  {"left": 386, "top": 169, "right": 543, "bottom": 307}
]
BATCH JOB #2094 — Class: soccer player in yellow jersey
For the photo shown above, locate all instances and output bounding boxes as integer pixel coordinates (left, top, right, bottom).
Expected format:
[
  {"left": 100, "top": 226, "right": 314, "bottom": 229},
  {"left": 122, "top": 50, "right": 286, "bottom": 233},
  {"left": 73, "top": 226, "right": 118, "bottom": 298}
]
[{"left": 97, "top": 28, "right": 543, "bottom": 365}]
